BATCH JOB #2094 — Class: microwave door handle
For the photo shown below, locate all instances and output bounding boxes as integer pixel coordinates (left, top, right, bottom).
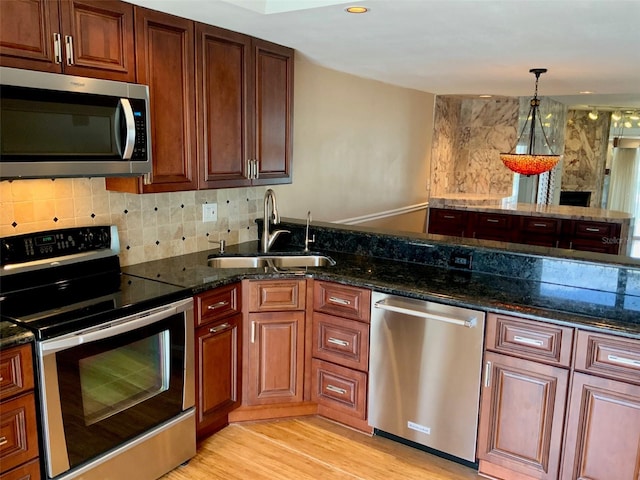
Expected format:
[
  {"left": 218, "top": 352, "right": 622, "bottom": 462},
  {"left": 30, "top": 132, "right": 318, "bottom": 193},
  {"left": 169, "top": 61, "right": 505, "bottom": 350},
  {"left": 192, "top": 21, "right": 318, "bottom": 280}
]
[{"left": 115, "top": 98, "right": 136, "bottom": 159}]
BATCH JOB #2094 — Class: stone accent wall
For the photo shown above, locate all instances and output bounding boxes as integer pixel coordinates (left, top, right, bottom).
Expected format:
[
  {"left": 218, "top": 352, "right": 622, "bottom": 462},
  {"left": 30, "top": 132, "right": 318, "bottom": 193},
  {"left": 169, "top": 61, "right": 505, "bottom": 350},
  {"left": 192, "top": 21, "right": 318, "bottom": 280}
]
[{"left": 561, "top": 110, "right": 611, "bottom": 207}]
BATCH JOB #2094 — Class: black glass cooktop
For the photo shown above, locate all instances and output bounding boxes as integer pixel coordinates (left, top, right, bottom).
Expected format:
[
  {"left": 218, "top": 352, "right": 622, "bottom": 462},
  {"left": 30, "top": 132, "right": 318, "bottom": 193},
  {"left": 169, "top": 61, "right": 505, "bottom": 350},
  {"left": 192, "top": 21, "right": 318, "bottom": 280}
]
[{"left": 1, "top": 257, "right": 187, "bottom": 340}]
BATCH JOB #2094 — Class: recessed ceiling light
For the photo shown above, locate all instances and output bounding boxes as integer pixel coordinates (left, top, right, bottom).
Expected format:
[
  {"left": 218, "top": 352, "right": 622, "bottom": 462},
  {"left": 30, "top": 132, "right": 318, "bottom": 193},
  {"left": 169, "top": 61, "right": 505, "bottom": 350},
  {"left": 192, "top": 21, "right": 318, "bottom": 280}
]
[
  {"left": 479, "top": 94, "right": 492, "bottom": 98},
  {"left": 579, "top": 91, "right": 594, "bottom": 95},
  {"left": 345, "top": 6, "right": 369, "bottom": 14}
]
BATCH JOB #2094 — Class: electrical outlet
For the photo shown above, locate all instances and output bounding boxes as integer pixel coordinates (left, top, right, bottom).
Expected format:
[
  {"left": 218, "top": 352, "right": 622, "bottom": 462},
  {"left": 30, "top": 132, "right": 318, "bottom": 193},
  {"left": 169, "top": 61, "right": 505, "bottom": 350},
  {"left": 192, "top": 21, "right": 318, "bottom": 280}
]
[
  {"left": 449, "top": 251, "right": 472, "bottom": 270},
  {"left": 202, "top": 203, "right": 218, "bottom": 222}
]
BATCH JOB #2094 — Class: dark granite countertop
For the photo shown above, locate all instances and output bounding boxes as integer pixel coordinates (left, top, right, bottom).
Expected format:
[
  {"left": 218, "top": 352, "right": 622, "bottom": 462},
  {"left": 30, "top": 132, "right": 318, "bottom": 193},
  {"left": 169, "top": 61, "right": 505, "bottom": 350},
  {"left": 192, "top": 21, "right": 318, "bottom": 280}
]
[
  {"left": 123, "top": 240, "right": 640, "bottom": 339},
  {"left": 1, "top": 320, "right": 35, "bottom": 349}
]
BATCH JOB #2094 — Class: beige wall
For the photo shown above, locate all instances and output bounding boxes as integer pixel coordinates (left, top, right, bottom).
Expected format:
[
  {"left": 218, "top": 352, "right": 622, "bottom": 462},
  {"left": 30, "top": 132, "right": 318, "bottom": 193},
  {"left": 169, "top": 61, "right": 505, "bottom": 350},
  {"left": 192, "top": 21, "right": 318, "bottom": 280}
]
[
  {"left": 0, "top": 57, "right": 435, "bottom": 265},
  {"left": 273, "top": 54, "right": 434, "bottom": 222}
]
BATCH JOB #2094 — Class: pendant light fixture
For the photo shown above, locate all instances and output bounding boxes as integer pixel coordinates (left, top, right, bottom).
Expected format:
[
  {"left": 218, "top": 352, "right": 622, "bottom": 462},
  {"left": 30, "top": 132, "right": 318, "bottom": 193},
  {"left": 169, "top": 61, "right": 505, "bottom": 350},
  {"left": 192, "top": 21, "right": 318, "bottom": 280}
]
[{"left": 500, "top": 68, "right": 562, "bottom": 176}]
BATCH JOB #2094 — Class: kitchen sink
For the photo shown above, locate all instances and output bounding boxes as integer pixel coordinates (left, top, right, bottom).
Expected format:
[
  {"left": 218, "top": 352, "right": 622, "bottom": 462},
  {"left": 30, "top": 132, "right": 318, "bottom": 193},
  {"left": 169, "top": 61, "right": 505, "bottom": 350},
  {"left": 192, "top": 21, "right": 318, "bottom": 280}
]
[{"left": 207, "top": 254, "right": 336, "bottom": 269}]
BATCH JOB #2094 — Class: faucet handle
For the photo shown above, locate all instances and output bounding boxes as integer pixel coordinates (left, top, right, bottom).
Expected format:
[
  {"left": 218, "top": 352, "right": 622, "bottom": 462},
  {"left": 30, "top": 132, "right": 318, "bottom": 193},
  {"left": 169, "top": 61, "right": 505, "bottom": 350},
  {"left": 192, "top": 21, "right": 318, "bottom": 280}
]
[{"left": 208, "top": 239, "right": 226, "bottom": 253}]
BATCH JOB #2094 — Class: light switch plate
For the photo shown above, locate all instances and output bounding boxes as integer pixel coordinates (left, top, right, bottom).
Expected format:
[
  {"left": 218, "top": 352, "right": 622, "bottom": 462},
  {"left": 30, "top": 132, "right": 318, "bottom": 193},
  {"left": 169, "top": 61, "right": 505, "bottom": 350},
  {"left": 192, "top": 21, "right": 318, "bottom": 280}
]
[{"left": 202, "top": 203, "right": 218, "bottom": 222}]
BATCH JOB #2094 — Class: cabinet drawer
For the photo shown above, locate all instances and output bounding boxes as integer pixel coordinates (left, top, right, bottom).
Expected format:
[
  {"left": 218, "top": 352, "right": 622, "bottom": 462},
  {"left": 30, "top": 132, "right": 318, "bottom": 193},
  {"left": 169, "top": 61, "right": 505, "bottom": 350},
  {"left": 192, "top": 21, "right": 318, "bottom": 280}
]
[
  {"left": 427, "top": 208, "right": 468, "bottom": 237},
  {"left": 573, "top": 220, "right": 616, "bottom": 239},
  {"left": 520, "top": 216, "right": 562, "bottom": 235},
  {"left": 313, "top": 282, "right": 370, "bottom": 323},
  {"left": 195, "top": 283, "right": 241, "bottom": 327},
  {"left": 248, "top": 279, "right": 306, "bottom": 312},
  {"left": 575, "top": 330, "right": 640, "bottom": 385},
  {"left": 486, "top": 313, "right": 574, "bottom": 367},
  {"left": 0, "top": 393, "right": 38, "bottom": 474},
  {"left": 311, "top": 359, "right": 367, "bottom": 420},
  {"left": 0, "top": 345, "right": 34, "bottom": 401},
  {"left": 312, "top": 313, "right": 369, "bottom": 371},
  {"left": 1, "top": 458, "right": 40, "bottom": 480}
]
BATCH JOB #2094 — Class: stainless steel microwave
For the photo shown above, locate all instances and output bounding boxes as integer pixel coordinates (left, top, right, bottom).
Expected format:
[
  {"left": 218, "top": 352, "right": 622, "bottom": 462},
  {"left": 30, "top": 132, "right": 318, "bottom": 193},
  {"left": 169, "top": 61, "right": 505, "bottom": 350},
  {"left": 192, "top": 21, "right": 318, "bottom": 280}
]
[{"left": 0, "top": 67, "right": 151, "bottom": 179}]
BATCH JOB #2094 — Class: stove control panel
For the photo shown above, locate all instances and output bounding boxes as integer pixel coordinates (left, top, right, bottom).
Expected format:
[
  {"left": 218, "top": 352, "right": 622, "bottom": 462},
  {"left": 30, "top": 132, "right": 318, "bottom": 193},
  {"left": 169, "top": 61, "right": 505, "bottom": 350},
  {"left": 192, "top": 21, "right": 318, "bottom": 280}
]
[{"left": 1, "top": 226, "right": 117, "bottom": 266}]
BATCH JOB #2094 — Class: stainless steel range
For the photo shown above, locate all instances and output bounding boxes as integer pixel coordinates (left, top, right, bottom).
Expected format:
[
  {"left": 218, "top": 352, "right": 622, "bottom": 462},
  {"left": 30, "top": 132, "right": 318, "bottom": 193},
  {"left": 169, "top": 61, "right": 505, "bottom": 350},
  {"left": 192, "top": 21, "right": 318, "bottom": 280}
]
[{"left": 0, "top": 226, "right": 195, "bottom": 480}]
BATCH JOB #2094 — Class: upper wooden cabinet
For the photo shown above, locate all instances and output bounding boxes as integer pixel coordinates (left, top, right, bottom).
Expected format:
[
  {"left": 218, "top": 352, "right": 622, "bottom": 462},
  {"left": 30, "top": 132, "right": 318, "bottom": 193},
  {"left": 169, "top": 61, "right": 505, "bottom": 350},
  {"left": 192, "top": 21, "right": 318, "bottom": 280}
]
[
  {"left": 107, "top": 6, "right": 197, "bottom": 193},
  {"left": 196, "top": 24, "right": 293, "bottom": 189},
  {"left": 0, "top": 0, "right": 135, "bottom": 81},
  {"left": 107, "top": 12, "right": 293, "bottom": 193}
]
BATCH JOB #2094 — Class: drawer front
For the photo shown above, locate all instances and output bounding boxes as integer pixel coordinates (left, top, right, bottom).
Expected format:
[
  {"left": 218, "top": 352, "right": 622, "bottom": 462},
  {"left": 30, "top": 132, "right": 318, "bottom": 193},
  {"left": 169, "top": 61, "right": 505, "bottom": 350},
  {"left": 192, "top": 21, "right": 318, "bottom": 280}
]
[
  {"left": 427, "top": 208, "right": 468, "bottom": 237},
  {"left": 313, "top": 313, "right": 369, "bottom": 371},
  {"left": 575, "top": 330, "right": 640, "bottom": 385},
  {"left": 486, "top": 313, "right": 574, "bottom": 367},
  {"left": 1, "top": 458, "right": 40, "bottom": 480},
  {"left": 195, "top": 283, "right": 241, "bottom": 327},
  {"left": 248, "top": 279, "right": 306, "bottom": 312},
  {"left": 474, "top": 213, "right": 512, "bottom": 231},
  {"left": 0, "top": 345, "right": 34, "bottom": 401},
  {"left": 311, "top": 359, "right": 367, "bottom": 419},
  {"left": 313, "top": 281, "right": 371, "bottom": 322},
  {"left": 573, "top": 220, "right": 615, "bottom": 239},
  {"left": 521, "top": 216, "right": 561, "bottom": 235},
  {"left": 0, "top": 393, "right": 38, "bottom": 473}
]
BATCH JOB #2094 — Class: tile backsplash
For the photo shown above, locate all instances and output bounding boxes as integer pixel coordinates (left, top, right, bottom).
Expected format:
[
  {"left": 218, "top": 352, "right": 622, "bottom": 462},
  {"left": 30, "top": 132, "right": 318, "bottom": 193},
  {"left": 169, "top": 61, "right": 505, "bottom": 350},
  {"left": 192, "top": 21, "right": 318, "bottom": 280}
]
[{"left": 0, "top": 178, "right": 266, "bottom": 266}]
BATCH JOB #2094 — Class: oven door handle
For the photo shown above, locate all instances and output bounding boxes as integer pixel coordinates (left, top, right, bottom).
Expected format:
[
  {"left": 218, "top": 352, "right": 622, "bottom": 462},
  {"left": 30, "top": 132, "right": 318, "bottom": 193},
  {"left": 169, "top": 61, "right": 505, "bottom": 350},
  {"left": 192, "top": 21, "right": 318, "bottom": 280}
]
[{"left": 40, "top": 300, "right": 189, "bottom": 355}]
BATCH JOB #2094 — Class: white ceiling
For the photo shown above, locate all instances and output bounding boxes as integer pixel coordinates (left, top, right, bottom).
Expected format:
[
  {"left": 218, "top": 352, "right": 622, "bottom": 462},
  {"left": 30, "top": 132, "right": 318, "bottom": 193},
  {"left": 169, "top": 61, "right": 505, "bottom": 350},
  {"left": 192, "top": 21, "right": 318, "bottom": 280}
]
[{"left": 129, "top": 0, "right": 640, "bottom": 110}]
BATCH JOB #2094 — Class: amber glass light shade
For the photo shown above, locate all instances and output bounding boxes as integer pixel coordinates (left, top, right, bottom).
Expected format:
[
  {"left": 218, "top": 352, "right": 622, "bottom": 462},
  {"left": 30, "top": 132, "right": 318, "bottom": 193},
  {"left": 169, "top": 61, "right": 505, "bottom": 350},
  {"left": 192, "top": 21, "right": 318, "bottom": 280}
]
[{"left": 500, "top": 153, "right": 561, "bottom": 176}]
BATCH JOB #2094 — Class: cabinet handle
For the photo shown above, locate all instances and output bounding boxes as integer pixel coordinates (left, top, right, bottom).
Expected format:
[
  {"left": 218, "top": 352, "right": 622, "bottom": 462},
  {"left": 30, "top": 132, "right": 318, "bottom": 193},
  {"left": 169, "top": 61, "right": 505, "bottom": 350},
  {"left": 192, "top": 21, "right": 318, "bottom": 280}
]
[
  {"left": 608, "top": 354, "right": 640, "bottom": 368},
  {"left": 514, "top": 335, "right": 544, "bottom": 347},
  {"left": 443, "top": 215, "right": 455, "bottom": 219},
  {"left": 209, "top": 322, "right": 231, "bottom": 334},
  {"left": 484, "top": 361, "right": 492, "bottom": 388},
  {"left": 253, "top": 159, "right": 259, "bottom": 179},
  {"left": 65, "top": 35, "right": 74, "bottom": 65},
  {"left": 207, "top": 301, "right": 229, "bottom": 310},
  {"left": 586, "top": 227, "right": 601, "bottom": 232},
  {"left": 486, "top": 218, "right": 500, "bottom": 223},
  {"left": 327, "top": 337, "right": 349, "bottom": 347},
  {"left": 569, "top": 241, "right": 573, "bottom": 249},
  {"left": 329, "top": 296, "right": 350, "bottom": 306},
  {"left": 53, "top": 33, "right": 62, "bottom": 64},
  {"left": 326, "top": 384, "right": 347, "bottom": 395},
  {"left": 251, "top": 321, "right": 256, "bottom": 343},
  {"left": 555, "top": 240, "right": 559, "bottom": 248},
  {"left": 533, "top": 223, "right": 547, "bottom": 228},
  {"left": 0, "top": 436, "right": 7, "bottom": 446},
  {"left": 246, "top": 158, "right": 252, "bottom": 180}
]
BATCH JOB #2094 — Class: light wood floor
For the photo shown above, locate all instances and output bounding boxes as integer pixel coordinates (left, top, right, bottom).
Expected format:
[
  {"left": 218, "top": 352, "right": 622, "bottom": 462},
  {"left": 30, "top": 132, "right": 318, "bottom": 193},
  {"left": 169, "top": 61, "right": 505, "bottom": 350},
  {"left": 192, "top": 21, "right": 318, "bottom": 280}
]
[{"left": 161, "top": 416, "right": 484, "bottom": 480}]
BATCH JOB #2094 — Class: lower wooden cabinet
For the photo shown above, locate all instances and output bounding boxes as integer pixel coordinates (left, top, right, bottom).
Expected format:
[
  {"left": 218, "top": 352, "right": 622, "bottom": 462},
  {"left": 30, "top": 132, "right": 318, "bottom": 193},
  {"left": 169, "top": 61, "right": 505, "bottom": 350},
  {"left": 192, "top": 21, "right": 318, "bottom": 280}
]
[
  {"left": 0, "top": 344, "right": 39, "bottom": 479},
  {"left": 245, "top": 310, "right": 305, "bottom": 405},
  {"left": 477, "top": 351, "right": 569, "bottom": 480},
  {"left": 561, "top": 372, "right": 640, "bottom": 480},
  {"left": 194, "top": 284, "right": 242, "bottom": 439},
  {"left": 195, "top": 313, "right": 242, "bottom": 438}
]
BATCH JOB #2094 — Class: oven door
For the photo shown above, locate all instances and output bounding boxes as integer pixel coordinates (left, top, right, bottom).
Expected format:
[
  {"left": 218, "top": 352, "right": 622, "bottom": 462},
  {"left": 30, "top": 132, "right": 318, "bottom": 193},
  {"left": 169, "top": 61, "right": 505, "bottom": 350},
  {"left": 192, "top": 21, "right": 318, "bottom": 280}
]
[{"left": 38, "top": 298, "right": 194, "bottom": 478}]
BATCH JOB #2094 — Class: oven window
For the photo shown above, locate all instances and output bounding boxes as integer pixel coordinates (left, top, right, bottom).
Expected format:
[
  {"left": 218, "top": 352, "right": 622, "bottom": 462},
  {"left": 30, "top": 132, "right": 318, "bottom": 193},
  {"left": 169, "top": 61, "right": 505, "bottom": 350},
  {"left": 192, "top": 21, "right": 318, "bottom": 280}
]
[
  {"left": 55, "top": 313, "right": 186, "bottom": 469},
  {"left": 79, "top": 331, "right": 170, "bottom": 426}
]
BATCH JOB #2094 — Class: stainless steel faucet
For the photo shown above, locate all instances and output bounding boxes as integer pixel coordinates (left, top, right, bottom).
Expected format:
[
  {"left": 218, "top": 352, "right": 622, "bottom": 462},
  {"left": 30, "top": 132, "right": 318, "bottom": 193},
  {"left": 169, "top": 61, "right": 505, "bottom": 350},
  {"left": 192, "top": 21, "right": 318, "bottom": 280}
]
[
  {"left": 261, "top": 189, "right": 289, "bottom": 253},
  {"left": 304, "top": 210, "right": 315, "bottom": 252}
]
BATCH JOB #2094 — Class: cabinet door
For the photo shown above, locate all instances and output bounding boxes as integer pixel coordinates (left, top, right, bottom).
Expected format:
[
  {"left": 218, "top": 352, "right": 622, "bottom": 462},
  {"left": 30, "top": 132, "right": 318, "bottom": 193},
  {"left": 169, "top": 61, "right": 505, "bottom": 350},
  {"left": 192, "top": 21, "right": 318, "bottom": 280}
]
[
  {"left": 246, "top": 311, "right": 305, "bottom": 405},
  {"left": 251, "top": 38, "right": 293, "bottom": 186},
  {"left": 108, "top": 6, "right": 197, "bottom": 193},
  {"left": 195, "top": 314, "right": 241, "bottom": 439},
  {"left": 59, "top": 0, "right": 135, "bottom": 81},
  {"left": 561, "top": 372, "right": 640, "bottom": 480},
  {"left": 477, "top": 351, "right": 569, "bottom": 480},
  {"left": 0, "top": 0, "right": 60, "bottom": 72},
  {"left": 196, "top": 24, "right": 252, "bottom": 189}
]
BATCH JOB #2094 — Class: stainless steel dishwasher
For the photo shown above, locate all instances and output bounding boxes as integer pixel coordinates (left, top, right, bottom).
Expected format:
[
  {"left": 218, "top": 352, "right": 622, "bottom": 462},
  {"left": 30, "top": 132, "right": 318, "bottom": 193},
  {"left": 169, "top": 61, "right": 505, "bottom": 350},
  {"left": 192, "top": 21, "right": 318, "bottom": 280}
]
[{"left": 368, "top": 291, "right": 486, "bottom": 464}]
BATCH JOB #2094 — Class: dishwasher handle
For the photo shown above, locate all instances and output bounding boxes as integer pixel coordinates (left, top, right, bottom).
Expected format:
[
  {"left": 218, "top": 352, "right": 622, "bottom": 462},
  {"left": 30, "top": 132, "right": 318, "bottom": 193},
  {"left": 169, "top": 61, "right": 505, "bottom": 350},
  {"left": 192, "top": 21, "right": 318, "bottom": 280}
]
[{"left": 374, "top": 299, "right": 477, "bottom": 328}]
